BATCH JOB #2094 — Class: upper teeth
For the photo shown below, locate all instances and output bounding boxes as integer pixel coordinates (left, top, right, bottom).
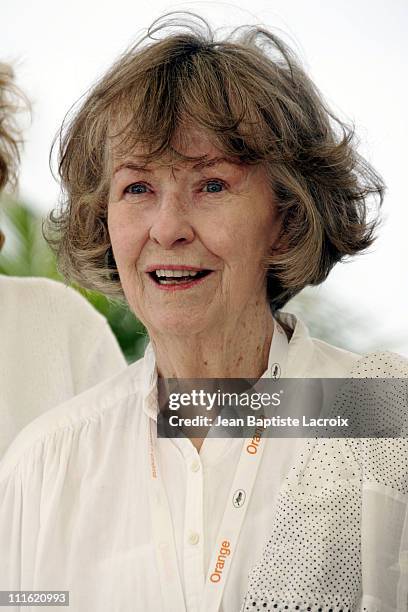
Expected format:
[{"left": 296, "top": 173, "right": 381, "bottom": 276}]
[{"left": 155, "top": 269, "right": 199, "bottom": 277}]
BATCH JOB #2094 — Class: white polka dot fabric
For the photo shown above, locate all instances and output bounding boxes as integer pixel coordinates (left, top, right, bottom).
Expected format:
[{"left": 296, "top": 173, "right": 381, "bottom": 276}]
[{"left": 241, "top": 352, "right": 408, "bottom": 612}]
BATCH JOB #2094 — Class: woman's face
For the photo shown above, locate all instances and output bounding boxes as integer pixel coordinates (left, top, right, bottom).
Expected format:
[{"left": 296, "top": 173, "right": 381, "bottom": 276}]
[{"left": 108, "top": 127, "right": 281, "bottom": 336}]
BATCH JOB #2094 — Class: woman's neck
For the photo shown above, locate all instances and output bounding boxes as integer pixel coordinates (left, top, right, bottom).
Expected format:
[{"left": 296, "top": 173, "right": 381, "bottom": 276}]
[{"left": 150, "top": 301, "right": 275, "bottom": 379}]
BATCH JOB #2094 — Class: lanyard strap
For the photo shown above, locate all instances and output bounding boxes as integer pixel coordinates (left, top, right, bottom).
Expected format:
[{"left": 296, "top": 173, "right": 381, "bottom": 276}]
[
  {"left": 198, "top": 427, "right": 266, "bottom": 612},
  {"left": 147, "top": 319, "right": 289, "bottom": 612},
  {"left": 199, "top": 320, "right": 289, "bottom": 612}
]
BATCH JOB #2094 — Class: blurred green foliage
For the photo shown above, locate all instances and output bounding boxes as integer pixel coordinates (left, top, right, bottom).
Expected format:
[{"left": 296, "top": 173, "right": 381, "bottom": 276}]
[
  {"left": 0, "top": 196, "right": 148, "bottom": 363},
  {"left": 0, "top": 195, "right": 58, "bottom": 279},
  {"left": 81, "top": 291, "right": 148, "bottom": 364}
]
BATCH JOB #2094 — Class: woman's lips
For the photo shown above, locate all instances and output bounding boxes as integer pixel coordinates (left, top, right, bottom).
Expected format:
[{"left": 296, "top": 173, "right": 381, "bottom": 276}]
[
  {"left": 146, "top": 268, "right": 214, "bottom": 291},
  {"left": 145, "top": 264, "right": 208, "bottom": 273}
]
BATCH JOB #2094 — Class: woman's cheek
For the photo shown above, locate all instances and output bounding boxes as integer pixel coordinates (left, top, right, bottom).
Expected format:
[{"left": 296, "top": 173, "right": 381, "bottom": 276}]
[{"left": 110, "top": 214, "right": 145, "bottom": 259}]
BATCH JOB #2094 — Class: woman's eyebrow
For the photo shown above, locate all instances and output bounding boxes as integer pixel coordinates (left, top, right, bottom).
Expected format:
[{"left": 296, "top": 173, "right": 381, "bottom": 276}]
[
  {"left": 113, "top": 162, "right": 151, "bottom": 175},
  {"left": 113, "top": 156, "right": 240, "bottom": 175},
  {"left": 192, "top": 156, "right": 240, "bottom": 170}
]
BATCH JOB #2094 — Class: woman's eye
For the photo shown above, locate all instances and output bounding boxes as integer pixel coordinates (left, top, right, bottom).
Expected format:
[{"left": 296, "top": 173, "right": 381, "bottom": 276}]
[
  {"left": 124, "top": 183, "right": 150, "bottom": 195},
  {"left": 202, "top": 180, "right": 225, "bottom": 193}
]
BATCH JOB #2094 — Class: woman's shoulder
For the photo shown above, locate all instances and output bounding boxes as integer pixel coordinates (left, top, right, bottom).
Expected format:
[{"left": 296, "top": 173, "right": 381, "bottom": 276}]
[
  {"left": 0, "top": 274, "right": 69, "bottom": 295},
  {"left": 309, "top": 337, "right": 360, "bottom": 376},
  {"left": 335, "top": 350, "right": 408, "bottom": 496},
  {"left": 281, "top": 311, "right": 408, "bottom": 377},
  {"left": 346, "top": 351, "right": 408, "bottom": 498},
  {"left": 280, "top": 312, "right": 360, "bottom": 376},
  {"left": 0, "top": 274, "right": 125, "bottom": 375},
  {"left": 0, "top": 275, "right": 107, "bottom": 325},
  {"left": 308, "top": 342, "right": 408, "bottom": 378},
  {"left": 0, "top": 355, "right": 147, "bottom": 482},
  {"left": 349, "top": 349, "right": 408, "bottom": 377}
]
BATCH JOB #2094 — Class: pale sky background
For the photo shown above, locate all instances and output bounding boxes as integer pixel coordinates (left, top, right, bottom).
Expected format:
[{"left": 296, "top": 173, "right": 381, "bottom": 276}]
[{"left": 1, "top": 0, "right": 407, "bottom": 355}]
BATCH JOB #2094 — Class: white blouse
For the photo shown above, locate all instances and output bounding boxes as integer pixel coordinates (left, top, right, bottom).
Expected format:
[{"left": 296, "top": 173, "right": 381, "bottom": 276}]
[{"left": 0, "top": 313, "right": 407, "bottom": 612}]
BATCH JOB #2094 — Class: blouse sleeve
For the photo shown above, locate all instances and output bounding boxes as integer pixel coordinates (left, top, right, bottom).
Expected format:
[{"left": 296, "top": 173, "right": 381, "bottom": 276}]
[
  {"left": 0, "top": 442, "right": 44, "bottom": 593},
  {"left": 345, "top": 351, "right": 408, "bottom": 610},
  {"left": 0, "top": 424, "right": 77, "bottom": 596}
]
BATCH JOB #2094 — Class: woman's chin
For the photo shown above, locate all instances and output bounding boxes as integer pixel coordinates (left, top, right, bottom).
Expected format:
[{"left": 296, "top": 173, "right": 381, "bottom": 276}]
[{"left": 142, "top": 308, "right": 214, "bottom": 338}]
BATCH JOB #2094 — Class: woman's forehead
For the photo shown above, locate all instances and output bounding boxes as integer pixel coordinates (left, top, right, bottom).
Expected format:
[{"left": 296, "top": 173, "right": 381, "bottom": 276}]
[
  {"left": 112, "top": 125, "right": 220, "bottom": 161},
  {"left": 111, "top": 155, "right": 248, "bottom": 180},
  {"left": 110, "top": 128, "right": 248, "bottom": 175}
]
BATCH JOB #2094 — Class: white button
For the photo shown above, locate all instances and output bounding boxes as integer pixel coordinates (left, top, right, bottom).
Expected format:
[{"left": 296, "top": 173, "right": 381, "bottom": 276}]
[
  {"left": 190, "top": 459, "right": 200, "bottom": 473},
  {"left": 188, "top": 532, "right": 200, "bottom": 545}
]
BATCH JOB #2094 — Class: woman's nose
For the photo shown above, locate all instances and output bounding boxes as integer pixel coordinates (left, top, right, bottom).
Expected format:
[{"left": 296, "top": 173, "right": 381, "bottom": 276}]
[{"left": 149, "top": 194, "right": 195, "bottom": 249}]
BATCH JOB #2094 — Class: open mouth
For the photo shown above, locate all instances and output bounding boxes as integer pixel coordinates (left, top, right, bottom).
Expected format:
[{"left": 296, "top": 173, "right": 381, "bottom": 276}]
[{"left": 148, "top": 269, "right": 212, "bottom": 286}]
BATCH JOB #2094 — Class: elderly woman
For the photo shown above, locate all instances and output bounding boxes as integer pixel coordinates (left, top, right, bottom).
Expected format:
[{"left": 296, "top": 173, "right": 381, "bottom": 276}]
[
  {"left": 0, "top": 63, "right": 126, "bottom": 459},
  {"left": 1, "top": 15, "right": 407, "bottom": 612}
]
